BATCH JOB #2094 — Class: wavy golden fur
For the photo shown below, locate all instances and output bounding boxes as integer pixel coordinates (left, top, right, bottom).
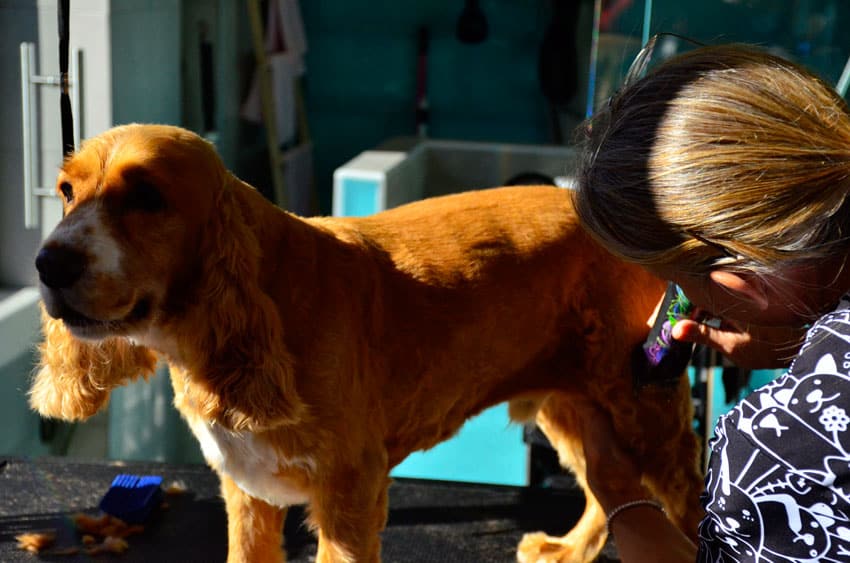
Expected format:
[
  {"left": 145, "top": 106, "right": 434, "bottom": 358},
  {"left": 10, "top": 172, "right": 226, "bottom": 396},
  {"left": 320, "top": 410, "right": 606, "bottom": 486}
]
[{"left": 30, "top": 124, "right": 702, "bottom": 563}]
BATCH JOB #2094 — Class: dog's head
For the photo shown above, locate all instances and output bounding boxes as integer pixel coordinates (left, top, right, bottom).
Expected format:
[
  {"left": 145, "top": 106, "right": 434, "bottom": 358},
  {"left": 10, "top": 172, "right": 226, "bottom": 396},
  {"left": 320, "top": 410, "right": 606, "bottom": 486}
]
[
  {"left": 32, "top": 124, "right": 304, "bottom": 430},
  {"left": 37, "top": 124, "right": 224, "bottom": 341}
]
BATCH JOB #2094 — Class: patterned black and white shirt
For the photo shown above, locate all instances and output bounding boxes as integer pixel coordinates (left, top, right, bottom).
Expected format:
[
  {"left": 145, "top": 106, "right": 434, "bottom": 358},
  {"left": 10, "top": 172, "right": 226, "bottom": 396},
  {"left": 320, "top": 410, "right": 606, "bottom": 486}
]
[{"left": 698, "top": 295, "right": 850, "bottom": 562}]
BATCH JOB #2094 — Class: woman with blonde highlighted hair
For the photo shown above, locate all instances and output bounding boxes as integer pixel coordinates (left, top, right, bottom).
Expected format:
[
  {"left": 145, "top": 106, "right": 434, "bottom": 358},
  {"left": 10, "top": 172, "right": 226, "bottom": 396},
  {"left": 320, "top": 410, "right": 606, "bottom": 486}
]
[{"left": 573, "top": 43, "right": 850, "bottom": 562}]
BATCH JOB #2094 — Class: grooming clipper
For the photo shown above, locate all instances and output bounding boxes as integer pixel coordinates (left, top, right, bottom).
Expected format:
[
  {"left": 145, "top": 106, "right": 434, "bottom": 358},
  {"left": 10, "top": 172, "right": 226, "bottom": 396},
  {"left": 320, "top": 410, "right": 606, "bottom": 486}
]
[{"left": 633, "top": 282, "right": 699, "bottom": 387}]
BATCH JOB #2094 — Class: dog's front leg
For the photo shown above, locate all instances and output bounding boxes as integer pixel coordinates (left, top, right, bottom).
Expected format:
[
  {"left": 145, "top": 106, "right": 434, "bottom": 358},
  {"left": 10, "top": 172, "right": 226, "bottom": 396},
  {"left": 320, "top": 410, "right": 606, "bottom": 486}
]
[
  {"left": 220, "top": 474, "right": 287, "bottom": 563},
  {"left": 311, "top": 466, "right": 390, "bottom": 563},
  {"left": 634, "top": 382, "right": 705, "bottom": 541}
]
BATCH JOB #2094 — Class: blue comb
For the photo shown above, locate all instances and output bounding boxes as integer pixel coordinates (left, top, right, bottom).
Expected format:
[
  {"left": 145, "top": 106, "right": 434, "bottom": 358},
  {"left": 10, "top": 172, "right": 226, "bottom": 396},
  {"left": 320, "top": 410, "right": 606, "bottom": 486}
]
[{"left": 98, "top": 474, "right": 164, "bottom": 524}]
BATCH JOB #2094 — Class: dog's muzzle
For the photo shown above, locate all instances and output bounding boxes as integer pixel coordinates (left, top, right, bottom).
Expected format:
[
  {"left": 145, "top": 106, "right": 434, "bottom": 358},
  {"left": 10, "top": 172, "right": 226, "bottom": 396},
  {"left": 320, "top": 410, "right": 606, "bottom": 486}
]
[
  {"left": 36, "top": 244, "right": 87, "bottom": 290},
  {"left": 35, "top": 243, "right": 95, "bottom": 325}
]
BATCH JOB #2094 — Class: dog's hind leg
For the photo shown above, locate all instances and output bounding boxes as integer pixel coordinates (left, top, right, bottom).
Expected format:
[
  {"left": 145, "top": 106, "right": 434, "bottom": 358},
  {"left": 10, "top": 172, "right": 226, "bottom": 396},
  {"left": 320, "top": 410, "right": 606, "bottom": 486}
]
[
  {"left": 517, "top": 395, "right": 607, "bottom": 563},
  {"left": 220, "top": 475, "right": 287, "bottom": 563}
]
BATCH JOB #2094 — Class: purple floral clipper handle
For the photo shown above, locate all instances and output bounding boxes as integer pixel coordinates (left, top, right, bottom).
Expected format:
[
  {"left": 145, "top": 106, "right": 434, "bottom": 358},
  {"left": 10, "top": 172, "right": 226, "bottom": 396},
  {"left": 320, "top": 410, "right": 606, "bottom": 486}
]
[
  {"left": 645, "top": 283, "right": 694, "bottom": 365},
  {"left": 633, "top": 282, "right": 698, "bottom": 387}
]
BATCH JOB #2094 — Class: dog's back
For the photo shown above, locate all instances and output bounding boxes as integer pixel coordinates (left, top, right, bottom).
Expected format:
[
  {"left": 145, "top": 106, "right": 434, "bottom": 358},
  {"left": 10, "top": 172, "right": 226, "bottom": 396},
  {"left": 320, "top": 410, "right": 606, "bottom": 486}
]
[{"left": 297, "top": 186, "right": 666, "bottom": 463}]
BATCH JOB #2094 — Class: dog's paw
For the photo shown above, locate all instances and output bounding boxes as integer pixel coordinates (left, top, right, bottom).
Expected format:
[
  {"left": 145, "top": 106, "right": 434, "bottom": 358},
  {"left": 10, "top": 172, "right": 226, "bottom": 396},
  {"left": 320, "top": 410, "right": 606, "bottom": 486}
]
[{"left": 517, "top": 532, "right": 587, "bottom": 563}]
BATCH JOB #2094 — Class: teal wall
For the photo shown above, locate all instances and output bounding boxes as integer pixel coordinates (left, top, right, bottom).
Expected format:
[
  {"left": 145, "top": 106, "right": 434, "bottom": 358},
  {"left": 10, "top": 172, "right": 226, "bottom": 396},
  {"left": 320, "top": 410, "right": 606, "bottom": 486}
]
[
  {"left": 392, "top": 404, "right": 527, "bottom": 486},
  {"left": 0, "top": 351, "right": 73, "bottom": 457},
  {"left": 300, "top": 1, "right": 570, "bottom": 213},
  {"left": 108, "top": 367, "right": 204, "bottom": 465},
  {"left": 601, "top": 0, "right": 849, "bottom": 89},
  {"left": 647, "top": 0, "right": 850, "bottom": 84},
  {"left": 300, "top": 1, "right": 850, "bottom": 215}
]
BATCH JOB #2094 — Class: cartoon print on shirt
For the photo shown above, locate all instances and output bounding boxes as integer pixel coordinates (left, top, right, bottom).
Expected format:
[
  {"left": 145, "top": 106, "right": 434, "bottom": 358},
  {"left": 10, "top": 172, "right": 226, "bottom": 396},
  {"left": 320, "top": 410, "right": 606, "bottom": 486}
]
[{"left": 698, "top": 296, "right": 850, "bottom": 562}]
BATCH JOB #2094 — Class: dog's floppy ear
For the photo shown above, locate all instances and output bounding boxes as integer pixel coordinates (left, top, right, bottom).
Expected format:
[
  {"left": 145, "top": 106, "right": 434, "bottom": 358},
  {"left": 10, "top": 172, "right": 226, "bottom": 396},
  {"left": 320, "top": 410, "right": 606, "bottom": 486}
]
[
  {"left": 191, "top": 177, "right": 305, "bottom": 432},
  {"left": 30, "top": 306, "right": 158, "bottom": 420}
]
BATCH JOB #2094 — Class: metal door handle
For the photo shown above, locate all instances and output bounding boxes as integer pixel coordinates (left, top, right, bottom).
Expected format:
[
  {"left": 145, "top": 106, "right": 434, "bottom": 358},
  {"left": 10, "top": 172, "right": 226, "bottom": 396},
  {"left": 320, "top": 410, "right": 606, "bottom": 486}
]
[{"left": 20, "top": 42, "right": 83, "bottom": 229}]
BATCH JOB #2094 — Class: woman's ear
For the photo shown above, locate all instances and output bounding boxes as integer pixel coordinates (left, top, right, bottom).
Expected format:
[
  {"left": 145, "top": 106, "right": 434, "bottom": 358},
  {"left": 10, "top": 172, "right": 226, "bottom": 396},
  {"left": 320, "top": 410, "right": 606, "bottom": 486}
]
[
  {"left": 709, "top": 270, "right": 770, "bottom": 311},
  {"left": 30, "top": 307, "right": 158, "bottom": 420}
]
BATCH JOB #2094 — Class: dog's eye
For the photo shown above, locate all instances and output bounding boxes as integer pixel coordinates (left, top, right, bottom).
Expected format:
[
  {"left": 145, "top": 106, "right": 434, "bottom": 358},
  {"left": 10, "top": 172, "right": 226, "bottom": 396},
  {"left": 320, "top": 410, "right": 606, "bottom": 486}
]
[
  {"left": 126, "top": 181, "right": 166, "bottom": 213},
  {"left": 59, "top": 182, "right": 73, "bottom": 203}
]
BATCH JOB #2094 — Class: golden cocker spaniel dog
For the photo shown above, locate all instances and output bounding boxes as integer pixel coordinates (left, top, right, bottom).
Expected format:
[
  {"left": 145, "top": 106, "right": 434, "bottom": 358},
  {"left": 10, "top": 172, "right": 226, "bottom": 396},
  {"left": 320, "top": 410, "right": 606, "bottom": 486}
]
[{"left": 30, "top": 124, "right": 703, "bottom": 563}]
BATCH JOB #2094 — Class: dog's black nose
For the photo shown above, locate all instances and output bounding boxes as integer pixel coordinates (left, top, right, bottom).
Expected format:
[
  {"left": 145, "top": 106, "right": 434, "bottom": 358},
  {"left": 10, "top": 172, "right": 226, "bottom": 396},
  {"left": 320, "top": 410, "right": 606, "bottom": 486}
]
[{"left": 35, "top": 245, "right": 86, "bottom": 289}]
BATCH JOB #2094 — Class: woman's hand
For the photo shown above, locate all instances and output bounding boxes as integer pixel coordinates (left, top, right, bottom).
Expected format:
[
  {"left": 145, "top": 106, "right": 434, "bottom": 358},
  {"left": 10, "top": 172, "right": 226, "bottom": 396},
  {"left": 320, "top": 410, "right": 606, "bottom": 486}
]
[{"left": 672, "top": 318, "right": 803, "bottom": 369}]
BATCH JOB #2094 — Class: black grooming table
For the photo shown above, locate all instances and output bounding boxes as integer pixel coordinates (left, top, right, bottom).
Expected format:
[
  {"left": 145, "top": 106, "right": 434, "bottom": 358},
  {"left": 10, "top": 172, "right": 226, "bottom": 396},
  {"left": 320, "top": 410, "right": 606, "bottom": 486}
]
[{"left": 0, "top": 457, "right": 619, "bottom": 562}]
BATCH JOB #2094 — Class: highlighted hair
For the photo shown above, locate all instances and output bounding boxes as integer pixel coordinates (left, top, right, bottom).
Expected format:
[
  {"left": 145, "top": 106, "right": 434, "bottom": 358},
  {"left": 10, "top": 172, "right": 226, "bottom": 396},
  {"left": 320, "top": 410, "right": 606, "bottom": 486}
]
[{"left": 574, "top": 44, "right": 850, "bottom": 276}]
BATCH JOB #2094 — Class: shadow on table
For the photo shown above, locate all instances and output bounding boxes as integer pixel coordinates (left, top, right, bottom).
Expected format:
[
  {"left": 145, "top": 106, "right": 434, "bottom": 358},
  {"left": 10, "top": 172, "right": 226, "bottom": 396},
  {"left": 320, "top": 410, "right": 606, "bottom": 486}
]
[{"left": 0, "top": 461, "right": 616, "bottom": 563}]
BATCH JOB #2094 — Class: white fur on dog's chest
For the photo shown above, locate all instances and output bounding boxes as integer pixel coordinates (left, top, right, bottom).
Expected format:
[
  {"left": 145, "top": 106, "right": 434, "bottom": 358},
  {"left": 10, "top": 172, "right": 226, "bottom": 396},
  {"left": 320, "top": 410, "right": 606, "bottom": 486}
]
[{"left": 190, "top": 419, "right": 312, "bottom": 507}]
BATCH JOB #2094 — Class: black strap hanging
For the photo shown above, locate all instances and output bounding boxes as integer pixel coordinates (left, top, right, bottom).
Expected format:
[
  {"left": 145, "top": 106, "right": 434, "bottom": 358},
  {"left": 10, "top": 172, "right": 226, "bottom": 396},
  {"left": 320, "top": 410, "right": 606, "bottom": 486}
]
[{"left": 58, "top": 0, "right": 74, "bottom": 157}]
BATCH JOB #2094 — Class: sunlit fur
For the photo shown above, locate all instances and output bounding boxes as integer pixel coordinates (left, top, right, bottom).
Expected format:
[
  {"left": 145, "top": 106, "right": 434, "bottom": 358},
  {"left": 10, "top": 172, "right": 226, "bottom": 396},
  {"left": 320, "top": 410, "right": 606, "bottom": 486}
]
[
  {"left": 31, "top": 124, "right": 703, "bottom": 563},
  {"left": 30, "top": 309, "right": 157, "bottom": 419}
]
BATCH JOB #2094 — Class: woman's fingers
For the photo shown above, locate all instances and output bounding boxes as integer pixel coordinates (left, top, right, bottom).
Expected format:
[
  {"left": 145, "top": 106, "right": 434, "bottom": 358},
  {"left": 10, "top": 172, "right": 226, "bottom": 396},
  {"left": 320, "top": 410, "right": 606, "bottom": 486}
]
[{"left": 672, "top": 319, "right": 801, "bottom": 368}]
